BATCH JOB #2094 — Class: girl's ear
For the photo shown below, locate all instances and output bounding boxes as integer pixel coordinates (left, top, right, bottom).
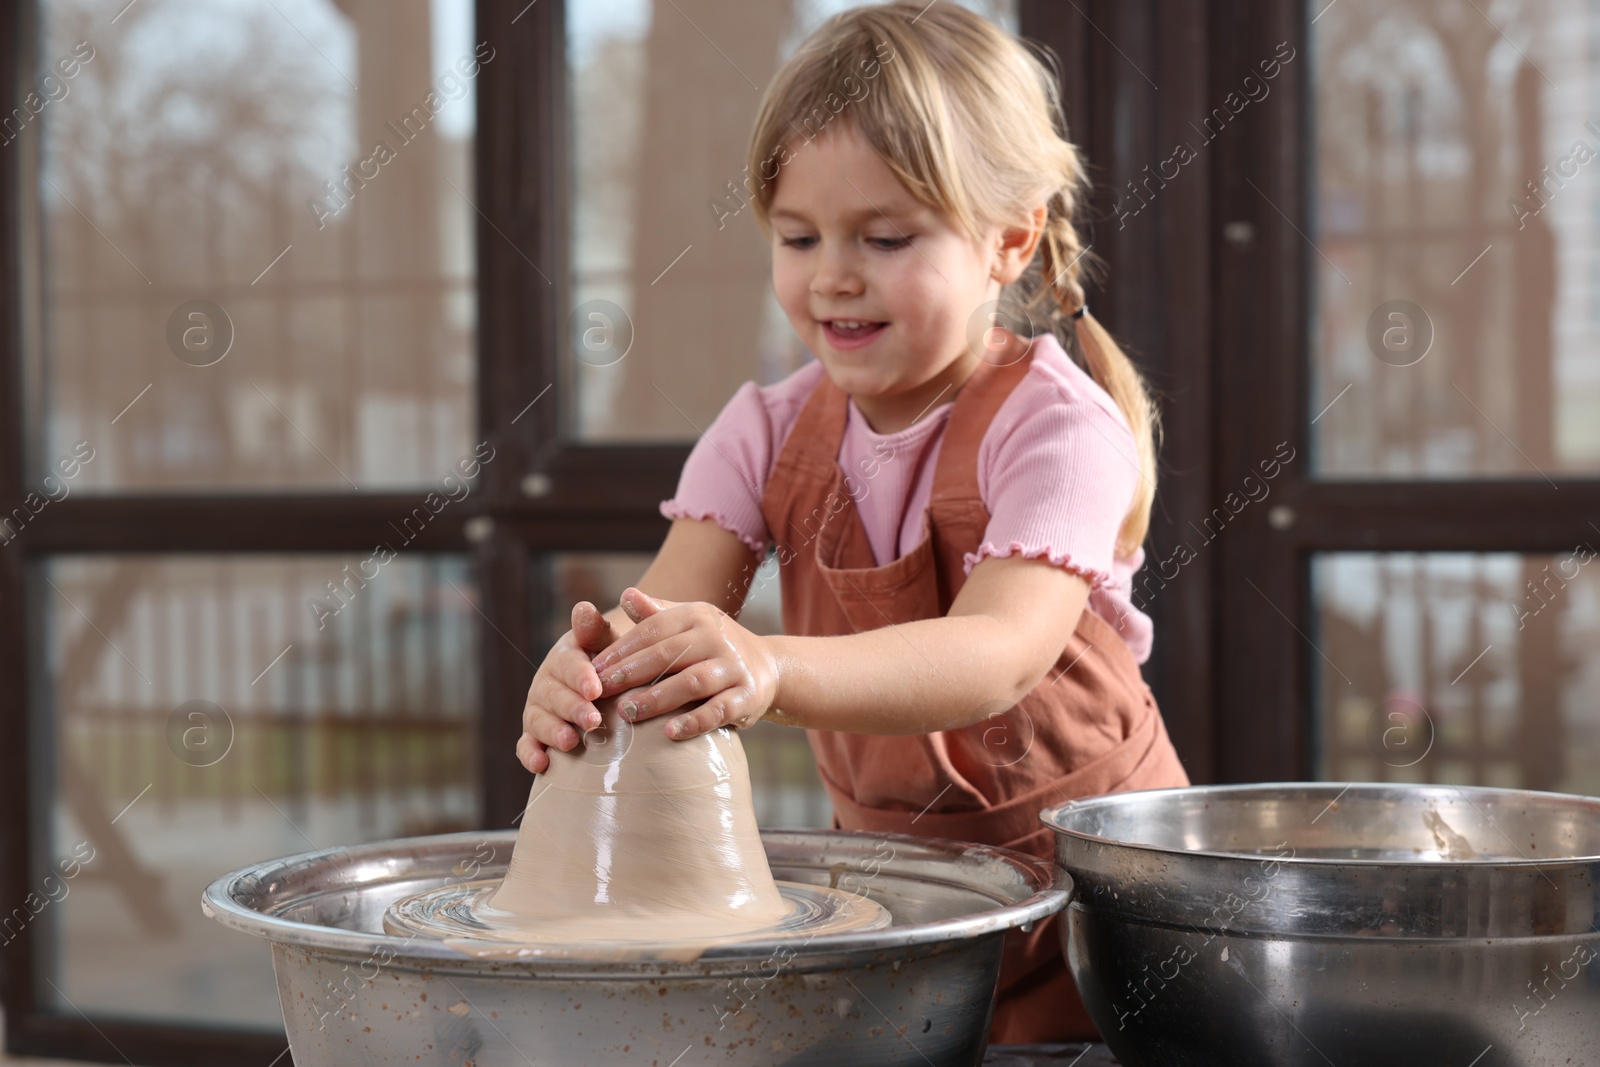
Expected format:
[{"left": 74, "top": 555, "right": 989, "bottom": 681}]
[{"left": 991, "top": 203, "right": 1049, "bottom": 287}]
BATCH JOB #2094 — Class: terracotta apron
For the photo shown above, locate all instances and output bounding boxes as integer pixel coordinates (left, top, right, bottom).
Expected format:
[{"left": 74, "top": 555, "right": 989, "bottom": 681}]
[{"left": 758, "top": 348, "right": 1190, "bottom": 1044}]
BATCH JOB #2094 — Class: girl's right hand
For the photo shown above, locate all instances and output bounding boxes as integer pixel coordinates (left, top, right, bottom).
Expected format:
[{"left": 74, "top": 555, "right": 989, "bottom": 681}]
[{"left": 517, "top": 601, "right": 621, "bottom": 774}]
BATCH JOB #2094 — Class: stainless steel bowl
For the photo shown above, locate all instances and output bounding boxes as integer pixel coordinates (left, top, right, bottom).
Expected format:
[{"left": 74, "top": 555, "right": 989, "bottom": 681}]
[
  {"left": 203, "top": 828, "right": 1067, "bottom": 1066},
  {"left": 1042, "top": 783, "right": 1600, "bottom": 1067}
]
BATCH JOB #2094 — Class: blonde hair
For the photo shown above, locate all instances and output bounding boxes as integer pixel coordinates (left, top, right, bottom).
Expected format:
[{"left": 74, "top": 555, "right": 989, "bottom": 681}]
[{"left": 745, "top": 1, "right": 1158, "bottom": 554}]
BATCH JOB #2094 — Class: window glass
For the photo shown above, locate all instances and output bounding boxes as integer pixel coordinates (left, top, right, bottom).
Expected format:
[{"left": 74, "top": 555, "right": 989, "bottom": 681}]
[
  {"left": 35, "top": 554, "right": 480, "bottom": 1027},
  {"left": 1313, "top": 550, "right": 1600, "bottom": 794},
  {"left": 1310, "top": 0, "right": 1600, "bottom": 477},
  {"left": 30, "top": 0, "right": 478, "bottom": 491}
]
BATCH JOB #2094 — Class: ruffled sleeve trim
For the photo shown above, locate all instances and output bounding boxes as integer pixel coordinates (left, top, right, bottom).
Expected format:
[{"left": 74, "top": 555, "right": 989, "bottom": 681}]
[
  {"left": 659, "top": 501, "right": 769, "bottom": 556},
  {"left": 963, "top": 540, "right": 1112, "bottom": 588}
]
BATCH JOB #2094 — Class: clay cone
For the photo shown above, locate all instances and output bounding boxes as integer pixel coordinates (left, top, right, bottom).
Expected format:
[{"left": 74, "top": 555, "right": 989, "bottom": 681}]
[{"left": 487, "top": 699, "right": 790, "bottom": 941}]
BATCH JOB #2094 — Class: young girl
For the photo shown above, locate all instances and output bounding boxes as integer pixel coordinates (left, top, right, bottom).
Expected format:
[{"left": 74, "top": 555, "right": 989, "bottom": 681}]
[{"left": 517, "top": 1, "right": 1188, "bottom": 1043}]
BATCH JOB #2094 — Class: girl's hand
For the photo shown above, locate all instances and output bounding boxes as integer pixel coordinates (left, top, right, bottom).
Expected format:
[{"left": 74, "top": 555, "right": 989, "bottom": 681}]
[
  {"left": 517, "top": 601, "right": 621, "bottom": 774},
  {"left": 590, "top": 588, "right": 779, "bottom": 740}
]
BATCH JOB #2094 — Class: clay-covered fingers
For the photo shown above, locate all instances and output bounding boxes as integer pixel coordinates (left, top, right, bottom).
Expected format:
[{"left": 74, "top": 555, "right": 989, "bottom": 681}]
[
  {"left": 517, "top": 698, "right": 582, "bottom": 775},
  {"left": 591, "top": 599, "right": 720, "bottom": 687},
  {"left": 617, "top": 586, "right": 673, "bottom": 625},
  {"left": 569, "top": 600, "right": 617, "bottom": 655},
  {"left": 517, "top": 630, "right": 606, "bottom": 774},
  {"left": 614, "top": 658, "right": 736, "bottom": 722},
  {"left": 518, "top": 700, "right": 582, "bottom": 751},
  {"left": 586, "top": 593, "right": 778, "bottom": 742},
  {"left": 541, "top": 635, "right": 606, "bottom": 725},
  {"left": 588, "top": 627, "right": 700, "bottom": 700},
  {"left": 523, "top": 643, "right": 596, "bottom": 724},
  {"left": 515, "top": 732, "right": 551, "bottom": 775},
  {"left": 658, "top": 688, "right": 765, "bottom": 740}
]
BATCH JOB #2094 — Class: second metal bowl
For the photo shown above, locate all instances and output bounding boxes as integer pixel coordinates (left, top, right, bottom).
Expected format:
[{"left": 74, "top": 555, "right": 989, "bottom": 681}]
[{"left": 1042, "top": 783, "right": 1600, "bottom": 1067}]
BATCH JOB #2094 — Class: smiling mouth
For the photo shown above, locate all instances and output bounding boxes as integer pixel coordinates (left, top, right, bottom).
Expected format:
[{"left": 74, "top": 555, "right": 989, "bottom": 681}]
[{"left": 821, "top": 319, "right": 888, "bottom": 345}]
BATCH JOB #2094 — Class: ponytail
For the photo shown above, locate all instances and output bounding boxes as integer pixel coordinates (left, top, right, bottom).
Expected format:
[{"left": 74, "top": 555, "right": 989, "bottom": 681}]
[
  {"left": 1071, "top": 309, "right": 1159, "bottom": 554},
  {"left": 1035, "top": 196, "right": 1160, "bottom": 556}
]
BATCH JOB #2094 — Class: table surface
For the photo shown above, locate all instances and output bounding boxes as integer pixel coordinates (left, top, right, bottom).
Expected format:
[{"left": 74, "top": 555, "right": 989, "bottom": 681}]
[{"left": 984, "top": 1044, "right": 1118, "bottom": 1066}]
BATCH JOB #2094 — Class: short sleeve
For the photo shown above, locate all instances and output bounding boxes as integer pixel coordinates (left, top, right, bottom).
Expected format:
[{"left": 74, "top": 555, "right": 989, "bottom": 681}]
[
  {"left": 658, "top": 381, "right": 778, "bottom": 555},
  {"left": 963, "top": 377, "right": 1141, "bottom": 588}
]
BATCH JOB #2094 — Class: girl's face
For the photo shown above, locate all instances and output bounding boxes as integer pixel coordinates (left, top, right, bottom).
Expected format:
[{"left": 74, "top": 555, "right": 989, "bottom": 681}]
[{"left": 767, "top": 123, "right": 1042, "bottom": 433}]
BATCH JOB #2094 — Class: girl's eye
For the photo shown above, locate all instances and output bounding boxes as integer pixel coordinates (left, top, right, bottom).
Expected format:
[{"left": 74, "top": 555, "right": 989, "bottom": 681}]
[
  {"left": 868, "top": 236, "right": 912, "bottom": 250},
  {"left": 779, "top": 235, "right": 817, "bottom": 249}
]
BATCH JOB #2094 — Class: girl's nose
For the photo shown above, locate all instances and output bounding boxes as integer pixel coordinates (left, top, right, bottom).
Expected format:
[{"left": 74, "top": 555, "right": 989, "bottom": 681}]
[{"left": 809, "top": 245, "right": 865, "bottom": 298}]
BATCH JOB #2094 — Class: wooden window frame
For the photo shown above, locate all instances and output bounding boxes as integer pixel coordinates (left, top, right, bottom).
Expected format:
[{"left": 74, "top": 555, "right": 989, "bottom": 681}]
[{"left": 1020, "top": 1, "right": 1218, "bottom": 776}]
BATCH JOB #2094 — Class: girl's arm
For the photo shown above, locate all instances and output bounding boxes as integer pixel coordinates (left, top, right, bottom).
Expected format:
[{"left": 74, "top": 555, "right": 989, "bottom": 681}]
[
  {"left": 593, "top": 517, "right": 761, "bottom": 639},
  {"left": 591, "top": 554, "right": 1090, "bottom": 739},
  {"left": 632, "top": 517, "right": 762, "bottom": 613},
  {"left": 767, "top": 555, "right": 1089, "bottom": 733}
]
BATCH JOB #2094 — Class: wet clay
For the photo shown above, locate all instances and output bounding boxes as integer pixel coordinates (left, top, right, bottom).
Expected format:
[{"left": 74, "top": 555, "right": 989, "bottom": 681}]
[
  {"left": 384, "top": 698, "right": 890, "bottom": 955},
  {"left": 481, "top": 699, "right": 792, "bottom": 941}
]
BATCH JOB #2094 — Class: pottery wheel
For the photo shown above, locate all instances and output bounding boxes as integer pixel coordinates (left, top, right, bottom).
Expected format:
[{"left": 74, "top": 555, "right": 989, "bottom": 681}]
[{"left": 383, "top": 876, "right": 889, "bottom": 955}]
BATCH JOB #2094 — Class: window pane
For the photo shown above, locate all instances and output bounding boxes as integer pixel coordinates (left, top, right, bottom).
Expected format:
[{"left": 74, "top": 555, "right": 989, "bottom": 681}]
[
  {"left": 546, "top": 552, "right": 829, "bottom": 826},
  {"left": 34, "top": 555, "right": 481, "bottom": 1028},
  {"left": 1309, "top": 0, "right": 1600, "bottom": 477},
  {"left": 1313, "top": 551, "right": 1600, "bottom": 794},
  {"left": 29, "top": 0, "right": 477, "bottom": 491},
  {"left": 565, "top": 0, "right": 1017, "bottom": 441}
]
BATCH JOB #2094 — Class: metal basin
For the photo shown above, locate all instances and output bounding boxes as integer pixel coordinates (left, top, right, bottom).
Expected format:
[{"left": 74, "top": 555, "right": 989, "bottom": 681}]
[
  {"left": 1042, "top": 783, "right": 1600, "bottom": 1067},
  {"left": 203, "top": 828, "right": 1067, "bottom": 1066}
]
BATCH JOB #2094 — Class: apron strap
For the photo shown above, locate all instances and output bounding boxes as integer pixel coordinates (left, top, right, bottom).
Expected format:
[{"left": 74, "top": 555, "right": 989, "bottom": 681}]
[
  {"left": 929, "top": 337, "right": 1038, "bottom": 508},
  {"left": 774, "top": 369, "right": 851, "bottom": 481}
]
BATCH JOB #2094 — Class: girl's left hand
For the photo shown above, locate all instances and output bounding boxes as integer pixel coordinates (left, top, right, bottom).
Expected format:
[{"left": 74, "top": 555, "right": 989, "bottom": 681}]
[{"left": 589, "top": 587, "right": 779, "bottom": 739}]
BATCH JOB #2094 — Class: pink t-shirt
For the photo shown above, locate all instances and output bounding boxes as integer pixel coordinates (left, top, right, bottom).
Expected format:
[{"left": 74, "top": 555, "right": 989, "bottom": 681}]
[{"left": 659, "top": 332, "right": 1154, "bottom": 663}]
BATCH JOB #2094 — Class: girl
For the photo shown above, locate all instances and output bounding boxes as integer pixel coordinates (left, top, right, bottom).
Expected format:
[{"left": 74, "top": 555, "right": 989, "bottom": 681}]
[{"left": 517, "top": 1, "right": 1188, "bottom": 1043}]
